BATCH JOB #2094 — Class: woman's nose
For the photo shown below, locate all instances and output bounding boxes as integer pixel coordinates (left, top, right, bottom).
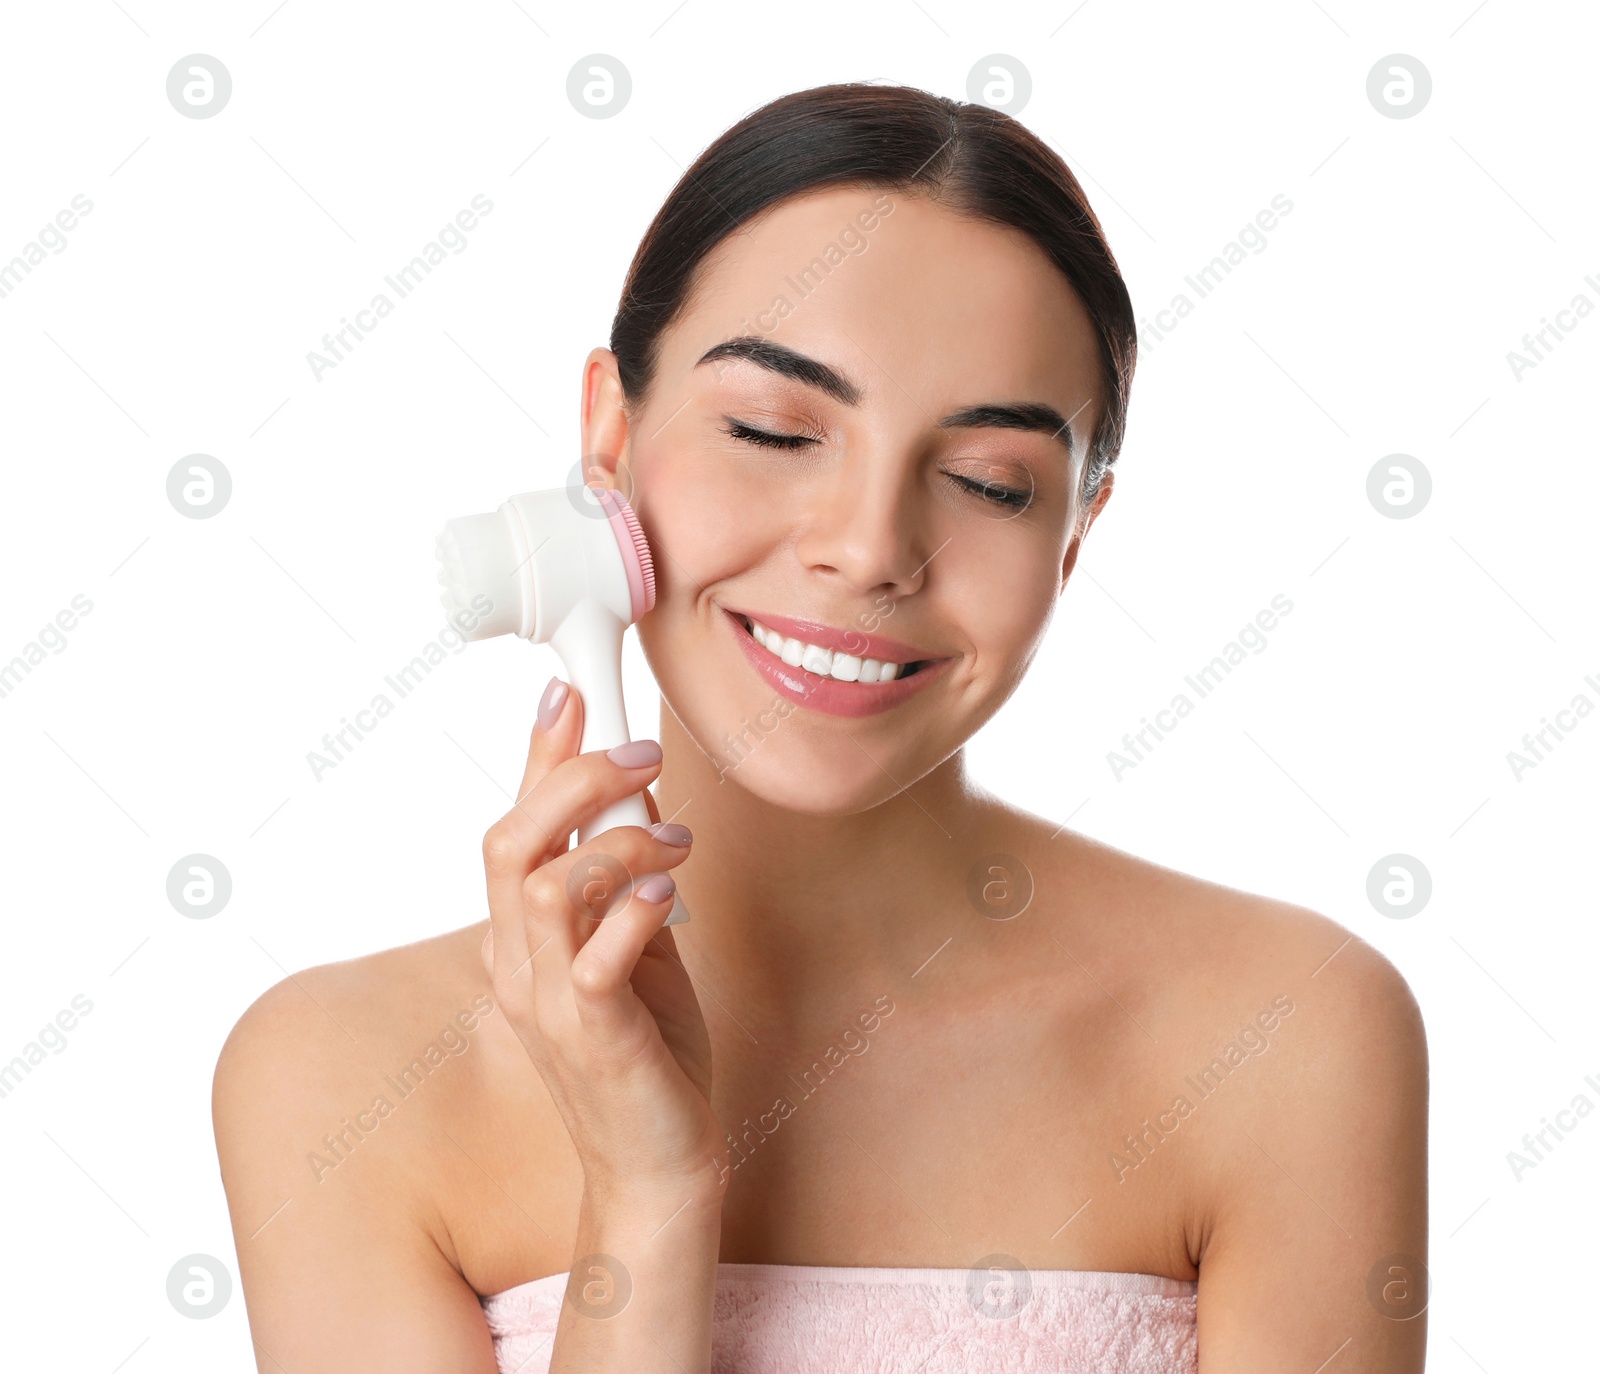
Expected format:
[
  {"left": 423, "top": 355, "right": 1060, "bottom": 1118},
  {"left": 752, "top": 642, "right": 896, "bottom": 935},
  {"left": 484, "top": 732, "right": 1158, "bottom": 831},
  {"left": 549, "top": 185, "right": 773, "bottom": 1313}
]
[{"left": 792, "top": 460, "right": 933, "bottom": 598}]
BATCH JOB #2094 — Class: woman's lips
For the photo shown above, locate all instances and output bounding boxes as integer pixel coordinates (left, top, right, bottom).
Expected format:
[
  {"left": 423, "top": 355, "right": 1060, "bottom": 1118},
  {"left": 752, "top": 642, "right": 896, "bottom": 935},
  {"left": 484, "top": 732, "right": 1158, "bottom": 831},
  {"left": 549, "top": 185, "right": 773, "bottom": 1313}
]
[
  {"left": 722, "top": 607, "right": 953, "bottom": 718},
  {"left": 722, "top": 605, "right": 937, "bottom": 664}
]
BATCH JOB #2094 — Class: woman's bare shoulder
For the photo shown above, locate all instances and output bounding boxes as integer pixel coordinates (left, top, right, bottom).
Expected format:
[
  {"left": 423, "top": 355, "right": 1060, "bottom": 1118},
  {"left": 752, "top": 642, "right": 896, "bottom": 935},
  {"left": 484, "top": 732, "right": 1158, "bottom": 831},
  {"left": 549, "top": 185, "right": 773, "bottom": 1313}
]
[
  {"left": 992, "top": 800, "right": 1425, "bottom": 1109},
  {"left": 1009, "top": 809, "right": 1426, "bottom": 1266},
  {"left": 213, "top": 921, "right": 495, "bottom": 1102},
  {"left": 209, "top": 923, "right": 518, "bottom": 1366},
  {"left": 1018, "top": 811, "right": 1426, "bottom": 1183},
  {"left": 996, "top": 799, "right": 1421, "bottom": 1021},
  {"left": 210, "top": 922, "right": 506, "bottom": 1252},
  {"left": 214, "top": 919, "right": 585, "bottom": 1311}
]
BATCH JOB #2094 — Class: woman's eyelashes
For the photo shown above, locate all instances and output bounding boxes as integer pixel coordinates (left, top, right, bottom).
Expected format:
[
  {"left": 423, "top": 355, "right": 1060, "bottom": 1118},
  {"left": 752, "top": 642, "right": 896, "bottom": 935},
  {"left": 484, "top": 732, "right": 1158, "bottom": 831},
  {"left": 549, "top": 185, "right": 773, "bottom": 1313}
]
[
  {"left": 719, "top": 418, "right": 1035, "bottom": 512},
  {"left": 720, "top": 419, "right": 819, "bottom": 451},
  {"left": 954, "top": 473, "right": 1034, "bottom": 510}
]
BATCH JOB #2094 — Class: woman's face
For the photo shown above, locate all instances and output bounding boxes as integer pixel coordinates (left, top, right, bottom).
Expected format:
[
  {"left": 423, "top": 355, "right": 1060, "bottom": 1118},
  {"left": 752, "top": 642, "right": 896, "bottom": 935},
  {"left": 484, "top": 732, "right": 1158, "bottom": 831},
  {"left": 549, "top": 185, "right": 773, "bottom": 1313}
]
[{"left": 594, "top": 183, "right": 1112, "bottom": 815}]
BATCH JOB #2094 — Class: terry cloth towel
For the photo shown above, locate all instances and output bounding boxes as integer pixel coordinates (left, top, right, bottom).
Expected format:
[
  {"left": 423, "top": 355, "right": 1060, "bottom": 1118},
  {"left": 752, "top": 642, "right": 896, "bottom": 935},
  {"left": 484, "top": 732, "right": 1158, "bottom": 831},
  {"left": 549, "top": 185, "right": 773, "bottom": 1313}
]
[{"left": 480, "top": 1261, "right": 1198, "bottom": 1373}]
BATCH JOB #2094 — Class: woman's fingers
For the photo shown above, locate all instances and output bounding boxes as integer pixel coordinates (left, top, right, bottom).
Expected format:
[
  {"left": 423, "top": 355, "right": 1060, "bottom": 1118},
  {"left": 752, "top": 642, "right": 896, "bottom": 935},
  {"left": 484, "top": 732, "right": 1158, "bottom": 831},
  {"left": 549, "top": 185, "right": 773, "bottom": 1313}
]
[
  {"left": 480, "top": 673, "right": 693, "bottom": 1069},
  {"left": 482, "top": 679, "right": 653, "bottom": 991},
  {"left": 568, "top": 871, "right": 681, "bottom": 1055},
  {"left": 497, "top": 679, "right": 586, "bottom": 883},
  {"left": 474, "top": 675, "right": 717, "bottom": 1194},
  {"left": 482, "top": 681, "right": 580, "bottom": 980},
  {"left": 518, "top": 677, "right": 583, "bottom": 803},
  {"left": 525, "top": 820, "right": 686, "bottom": 1019}
]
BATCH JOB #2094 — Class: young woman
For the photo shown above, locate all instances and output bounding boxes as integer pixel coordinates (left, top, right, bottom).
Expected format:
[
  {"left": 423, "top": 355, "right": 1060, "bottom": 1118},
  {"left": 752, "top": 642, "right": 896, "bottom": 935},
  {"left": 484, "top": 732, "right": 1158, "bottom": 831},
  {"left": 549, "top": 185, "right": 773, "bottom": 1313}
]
[{"left": 213, "top": 82, "right": 1428, "bottom": 1373}]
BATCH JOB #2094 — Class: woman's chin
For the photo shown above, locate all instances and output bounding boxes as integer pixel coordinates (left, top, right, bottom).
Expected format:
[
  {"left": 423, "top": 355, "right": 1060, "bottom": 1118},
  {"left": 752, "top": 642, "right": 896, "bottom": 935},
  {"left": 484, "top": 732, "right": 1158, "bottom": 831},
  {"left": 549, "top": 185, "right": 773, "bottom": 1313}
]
[
  {"left": 659, "top": 662, "right": 952, "bottom": 813},
  {"left": 703, "top": 742, "right": 927, "bottom": 818}
]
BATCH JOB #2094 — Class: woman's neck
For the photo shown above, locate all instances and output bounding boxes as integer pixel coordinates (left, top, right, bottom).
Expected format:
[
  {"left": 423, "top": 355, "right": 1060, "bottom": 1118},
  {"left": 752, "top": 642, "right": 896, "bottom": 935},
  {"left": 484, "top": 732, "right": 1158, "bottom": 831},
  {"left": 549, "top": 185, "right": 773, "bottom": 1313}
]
[{"left": 650, "top": 703, "right": 998, "bottom": 1030}]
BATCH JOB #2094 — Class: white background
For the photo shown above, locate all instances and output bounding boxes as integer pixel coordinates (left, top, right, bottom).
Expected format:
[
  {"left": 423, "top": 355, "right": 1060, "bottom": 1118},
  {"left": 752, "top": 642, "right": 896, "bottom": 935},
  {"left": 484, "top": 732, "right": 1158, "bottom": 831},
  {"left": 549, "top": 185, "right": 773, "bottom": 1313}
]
[{"left": 1, "top": 1, "right": 1594, "bottom": 1368}]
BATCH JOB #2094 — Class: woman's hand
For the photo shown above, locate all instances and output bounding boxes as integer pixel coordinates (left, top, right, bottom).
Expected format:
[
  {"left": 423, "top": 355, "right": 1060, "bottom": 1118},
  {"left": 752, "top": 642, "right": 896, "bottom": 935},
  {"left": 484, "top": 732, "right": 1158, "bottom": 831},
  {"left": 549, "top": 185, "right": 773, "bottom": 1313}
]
[{"left": 479, "top": 677, "right": 726, "bottom": 1212}]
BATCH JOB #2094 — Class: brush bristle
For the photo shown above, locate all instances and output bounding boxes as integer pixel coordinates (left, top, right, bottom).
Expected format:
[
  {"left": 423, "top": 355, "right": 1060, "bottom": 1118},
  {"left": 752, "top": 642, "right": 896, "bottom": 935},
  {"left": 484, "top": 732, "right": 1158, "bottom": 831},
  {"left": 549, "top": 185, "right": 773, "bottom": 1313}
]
[{"left": 613, "top": 495, "right": 656, "bottom": 614}]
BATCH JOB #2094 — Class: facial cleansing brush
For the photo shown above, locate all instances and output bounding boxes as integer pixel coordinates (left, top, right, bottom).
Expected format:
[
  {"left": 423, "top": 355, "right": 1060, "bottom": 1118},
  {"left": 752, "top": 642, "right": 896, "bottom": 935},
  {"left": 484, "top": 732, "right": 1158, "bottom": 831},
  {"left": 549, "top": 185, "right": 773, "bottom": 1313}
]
[{"left": 435, "top": 484, "right": 689, "bottom": 926}]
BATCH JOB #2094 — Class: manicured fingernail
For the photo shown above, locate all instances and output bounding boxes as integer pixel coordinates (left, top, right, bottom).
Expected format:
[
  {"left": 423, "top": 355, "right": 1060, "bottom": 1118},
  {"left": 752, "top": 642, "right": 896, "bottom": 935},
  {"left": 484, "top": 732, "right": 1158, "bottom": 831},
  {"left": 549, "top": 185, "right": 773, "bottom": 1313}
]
[
  {"left": 635, "top": 872, "right": 676, "bottom": 904},
  {"left": 607, "top": 739, "right": 662, "bottom": 768},
  {"left": 647, "top": 822, "right": 693, "bottom": 846},
  {"left": 537, "top": 677, "right": 568, "bottom": 730}
]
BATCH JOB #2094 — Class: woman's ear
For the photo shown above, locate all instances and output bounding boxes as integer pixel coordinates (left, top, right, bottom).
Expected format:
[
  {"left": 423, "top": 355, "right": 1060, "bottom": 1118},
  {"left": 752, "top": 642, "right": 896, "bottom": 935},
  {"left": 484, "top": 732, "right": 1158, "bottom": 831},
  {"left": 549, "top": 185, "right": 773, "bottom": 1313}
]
[
  {"left": 1060, "top": 470, "right": 1114, "bottom": 591},
  {"left": 579, "top": 346, "right": 631, "bottom": 489}
]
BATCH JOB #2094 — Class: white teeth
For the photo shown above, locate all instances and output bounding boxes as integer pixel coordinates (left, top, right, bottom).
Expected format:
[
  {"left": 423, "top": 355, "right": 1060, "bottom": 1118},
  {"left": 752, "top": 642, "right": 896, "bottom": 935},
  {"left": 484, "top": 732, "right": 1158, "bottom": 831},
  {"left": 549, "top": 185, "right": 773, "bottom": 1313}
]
[
  {"left": 800, "top": 643, "right": 831, "bottom": 675},
  {"left": 742, "top": 616, "right": 913, "bottom": 685}
]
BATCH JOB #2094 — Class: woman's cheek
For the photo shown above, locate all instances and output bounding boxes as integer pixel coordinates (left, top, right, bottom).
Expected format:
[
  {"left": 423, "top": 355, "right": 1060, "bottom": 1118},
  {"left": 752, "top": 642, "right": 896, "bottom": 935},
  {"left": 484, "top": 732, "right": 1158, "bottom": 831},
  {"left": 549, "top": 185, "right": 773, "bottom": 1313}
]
[
  {"left": 652, "top": 444, "right": 771, "bottom": 546},
  {"left": 632, "top": 466, "right": 713, "bottom": 588}
]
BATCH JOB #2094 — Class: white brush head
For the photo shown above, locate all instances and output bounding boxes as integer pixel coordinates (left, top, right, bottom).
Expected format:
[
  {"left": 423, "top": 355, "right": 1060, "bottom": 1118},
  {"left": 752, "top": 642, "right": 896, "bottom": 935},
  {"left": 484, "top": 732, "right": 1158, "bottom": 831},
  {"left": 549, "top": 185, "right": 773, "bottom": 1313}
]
[
  {"left": 432, "top": 483, "right": 688, "bottom": 926},
  {"left": 435, "top": 486, "right": 656, "bottom": 643}
]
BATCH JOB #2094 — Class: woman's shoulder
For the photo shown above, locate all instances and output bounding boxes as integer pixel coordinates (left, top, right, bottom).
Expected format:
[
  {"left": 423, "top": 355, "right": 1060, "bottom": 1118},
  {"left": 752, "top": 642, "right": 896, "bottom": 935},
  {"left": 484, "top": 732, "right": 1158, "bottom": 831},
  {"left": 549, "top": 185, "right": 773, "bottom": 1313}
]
[
  {"left": 1002, "top": 803, "right": 1423, "bottom": 1032},
  {"left": 210, "top": 926, "right": 574, "bottom": 1351},
  {"left": 1022, "top": 813, "right": 1426, "bottom": 1179},
  {"left": 210, "top": 921, "right": 524, "bottom": 1269},
  {"left": 213, "top": 921, "right": 495, "bottom": 1108},
  {"left": 1012, "top": 811, "right": 1427, "bottom": 1251},
  {"left": 996, "top": 802, "right": 1426, "bottom": 1114}
]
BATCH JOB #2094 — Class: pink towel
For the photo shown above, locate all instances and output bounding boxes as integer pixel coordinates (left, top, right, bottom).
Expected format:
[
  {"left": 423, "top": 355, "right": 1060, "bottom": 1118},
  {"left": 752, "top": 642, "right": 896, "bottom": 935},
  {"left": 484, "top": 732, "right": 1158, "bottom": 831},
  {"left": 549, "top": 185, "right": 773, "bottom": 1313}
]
[{"left": 480, "top": 1262, "right": 1197, "bottom": 1373}]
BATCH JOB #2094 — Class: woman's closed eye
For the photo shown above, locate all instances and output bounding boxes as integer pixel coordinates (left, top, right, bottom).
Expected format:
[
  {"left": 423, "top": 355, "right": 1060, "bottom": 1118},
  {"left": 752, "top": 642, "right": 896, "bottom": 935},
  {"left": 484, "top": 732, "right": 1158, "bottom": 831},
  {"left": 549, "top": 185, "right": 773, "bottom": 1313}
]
[
  {"left": 719, "top": 418, "right": 1035, "bottom": 512},
  {"left": 720, "top": 419, "right": 820, "bottom": 450}
]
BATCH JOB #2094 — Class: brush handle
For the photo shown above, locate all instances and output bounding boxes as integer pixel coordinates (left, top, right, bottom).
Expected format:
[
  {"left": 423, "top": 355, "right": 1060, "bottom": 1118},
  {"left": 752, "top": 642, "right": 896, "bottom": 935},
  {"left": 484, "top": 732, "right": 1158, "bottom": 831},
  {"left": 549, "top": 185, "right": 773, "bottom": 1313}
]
[{"left": 548, "top": 601, "right": 689, "bottom": 926}]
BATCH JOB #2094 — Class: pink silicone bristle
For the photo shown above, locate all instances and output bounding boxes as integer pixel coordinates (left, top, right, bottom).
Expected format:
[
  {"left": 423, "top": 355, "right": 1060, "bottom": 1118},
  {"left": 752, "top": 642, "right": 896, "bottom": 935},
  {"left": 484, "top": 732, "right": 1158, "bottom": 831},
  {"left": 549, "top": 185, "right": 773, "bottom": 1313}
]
[
  {"left": 594, "top": 487, "right": 656, "bottom": 618},
  {"left": 621, "top": 505, "right": 657, "bottom": 608}
]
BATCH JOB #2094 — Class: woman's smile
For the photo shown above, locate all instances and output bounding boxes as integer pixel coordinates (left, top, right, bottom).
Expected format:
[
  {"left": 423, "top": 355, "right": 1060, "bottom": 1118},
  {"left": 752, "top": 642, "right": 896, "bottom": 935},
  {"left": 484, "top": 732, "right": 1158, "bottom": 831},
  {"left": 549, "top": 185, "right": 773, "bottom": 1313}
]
[{"left": 719, "top": 603, "right": 956, "bottom": 718}]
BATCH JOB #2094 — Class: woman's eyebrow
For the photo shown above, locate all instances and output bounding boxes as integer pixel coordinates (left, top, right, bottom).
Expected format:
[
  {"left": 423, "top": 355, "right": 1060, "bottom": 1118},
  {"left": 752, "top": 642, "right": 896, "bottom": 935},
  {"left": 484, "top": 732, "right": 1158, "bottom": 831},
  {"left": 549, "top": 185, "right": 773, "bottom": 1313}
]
[
  {"left": 694, "top": 335, "right": 1075, "bottom": 457},
  {"left": 938, "top": 402, "right": 1075, "bottom": 458},
  {"left": 697, "top": 336, "right": 861, "bottom": 405}
]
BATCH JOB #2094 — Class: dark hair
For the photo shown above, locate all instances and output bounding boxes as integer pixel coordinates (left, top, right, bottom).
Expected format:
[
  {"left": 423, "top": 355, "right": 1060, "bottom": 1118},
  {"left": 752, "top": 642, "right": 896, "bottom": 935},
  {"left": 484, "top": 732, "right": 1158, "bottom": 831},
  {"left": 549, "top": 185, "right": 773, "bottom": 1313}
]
[{"left": 610, "top": 81, "right": 1137, "bottom": 511}]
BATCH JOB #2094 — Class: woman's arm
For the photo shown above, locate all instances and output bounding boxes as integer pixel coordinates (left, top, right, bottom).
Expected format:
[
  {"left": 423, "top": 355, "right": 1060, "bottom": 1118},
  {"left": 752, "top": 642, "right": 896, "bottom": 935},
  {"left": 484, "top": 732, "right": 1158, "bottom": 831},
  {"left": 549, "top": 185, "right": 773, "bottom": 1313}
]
[
  {"left": 1194, "top": 933, "right": 1429, "bottom": 1371},
  {"left": 554, "top": 1183, "right": 724, "bottom": 1372}
]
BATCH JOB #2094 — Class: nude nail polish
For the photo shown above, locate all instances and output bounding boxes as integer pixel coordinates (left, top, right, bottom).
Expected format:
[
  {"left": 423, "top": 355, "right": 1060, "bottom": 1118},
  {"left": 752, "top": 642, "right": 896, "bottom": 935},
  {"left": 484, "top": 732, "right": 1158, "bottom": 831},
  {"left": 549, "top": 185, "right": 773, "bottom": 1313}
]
[{"left": 537, "top": 677, "right": 568, "bottom": 730}]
